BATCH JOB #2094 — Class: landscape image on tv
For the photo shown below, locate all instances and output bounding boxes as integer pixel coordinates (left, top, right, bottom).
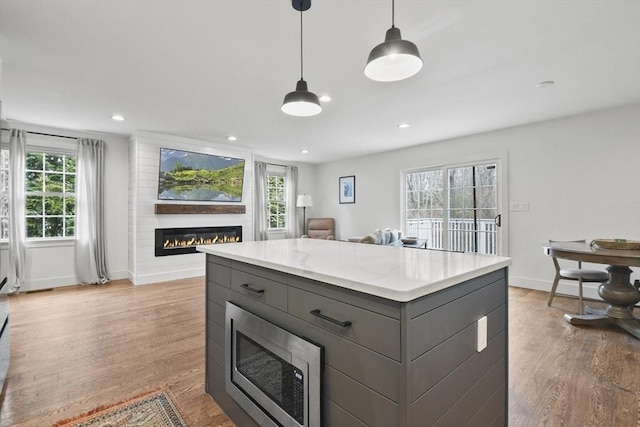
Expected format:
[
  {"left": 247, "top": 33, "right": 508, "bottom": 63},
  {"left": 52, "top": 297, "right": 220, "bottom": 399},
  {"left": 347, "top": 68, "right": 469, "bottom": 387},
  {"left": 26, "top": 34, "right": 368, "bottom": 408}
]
[{"left": 157, "top": 148, "right": 245, "bottom": 202}]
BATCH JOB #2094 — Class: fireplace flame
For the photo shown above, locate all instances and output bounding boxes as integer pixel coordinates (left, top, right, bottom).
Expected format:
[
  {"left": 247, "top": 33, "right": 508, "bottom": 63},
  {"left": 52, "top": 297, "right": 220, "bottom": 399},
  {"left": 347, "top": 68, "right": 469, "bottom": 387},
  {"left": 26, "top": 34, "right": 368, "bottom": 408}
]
[{"left": 163, "top": 233, "right": 240, "bottom": 249}]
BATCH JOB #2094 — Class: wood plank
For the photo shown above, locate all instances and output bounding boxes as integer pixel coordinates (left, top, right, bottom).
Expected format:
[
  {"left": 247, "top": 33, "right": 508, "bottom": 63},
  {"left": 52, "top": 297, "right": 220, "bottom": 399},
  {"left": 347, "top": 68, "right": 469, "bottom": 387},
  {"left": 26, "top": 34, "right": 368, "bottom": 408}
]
[{"left": 155, "top": 203, "right": 246, "bottom": 214}]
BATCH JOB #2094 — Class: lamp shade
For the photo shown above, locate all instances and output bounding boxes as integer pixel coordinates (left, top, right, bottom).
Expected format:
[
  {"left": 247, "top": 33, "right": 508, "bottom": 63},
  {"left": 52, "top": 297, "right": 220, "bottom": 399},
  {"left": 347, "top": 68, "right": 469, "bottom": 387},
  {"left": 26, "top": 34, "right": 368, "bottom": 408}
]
[
  {"left": 282, "top": 80, "right": 322, "bottom": 117},
  {"left": 296, "top": 194, "right": 313, "bottom": 207},
  {"left": 365, "top": 27, "right": 423, "bottom": 82}
]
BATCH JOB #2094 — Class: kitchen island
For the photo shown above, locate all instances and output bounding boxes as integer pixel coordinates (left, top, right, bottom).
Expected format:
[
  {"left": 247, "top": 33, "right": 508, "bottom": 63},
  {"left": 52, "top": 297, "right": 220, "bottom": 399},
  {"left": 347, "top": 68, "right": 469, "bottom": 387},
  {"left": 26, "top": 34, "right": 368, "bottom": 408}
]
[{"left": 199, "top": 238, "right": 511, "bottom": 427}]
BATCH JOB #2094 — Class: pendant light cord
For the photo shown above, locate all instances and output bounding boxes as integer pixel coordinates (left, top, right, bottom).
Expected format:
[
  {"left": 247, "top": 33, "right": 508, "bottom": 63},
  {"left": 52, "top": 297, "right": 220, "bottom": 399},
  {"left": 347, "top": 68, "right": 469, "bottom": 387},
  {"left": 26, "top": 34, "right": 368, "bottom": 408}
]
[
  {"left": 300, "top": 8, "right": 304, "bottom": 80},
  {"left": 391, "top": 0, "right": 395, "bottom": 28}
]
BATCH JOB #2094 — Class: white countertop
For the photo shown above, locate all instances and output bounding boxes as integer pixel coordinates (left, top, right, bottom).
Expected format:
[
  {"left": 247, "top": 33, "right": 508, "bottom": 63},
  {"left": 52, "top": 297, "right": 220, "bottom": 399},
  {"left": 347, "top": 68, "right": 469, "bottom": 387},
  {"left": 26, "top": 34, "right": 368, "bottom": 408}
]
[{"left": 197, "top": 239, "right": 511, "bottom": 302}]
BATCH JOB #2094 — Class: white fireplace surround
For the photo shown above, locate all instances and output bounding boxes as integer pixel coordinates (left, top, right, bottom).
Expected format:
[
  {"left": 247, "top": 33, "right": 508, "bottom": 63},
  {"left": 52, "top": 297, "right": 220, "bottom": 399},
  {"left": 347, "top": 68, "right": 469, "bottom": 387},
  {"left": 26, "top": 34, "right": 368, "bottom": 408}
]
[{"left": 128, "top": 132, "right": 254, "bottom": 285}]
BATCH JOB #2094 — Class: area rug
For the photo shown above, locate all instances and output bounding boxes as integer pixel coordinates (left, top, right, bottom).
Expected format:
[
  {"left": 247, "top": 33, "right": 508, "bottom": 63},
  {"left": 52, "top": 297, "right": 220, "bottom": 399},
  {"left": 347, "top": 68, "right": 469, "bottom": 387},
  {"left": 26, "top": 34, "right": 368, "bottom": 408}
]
[{"left": 52, "top": 386, "right": 189, "bottom": 427}]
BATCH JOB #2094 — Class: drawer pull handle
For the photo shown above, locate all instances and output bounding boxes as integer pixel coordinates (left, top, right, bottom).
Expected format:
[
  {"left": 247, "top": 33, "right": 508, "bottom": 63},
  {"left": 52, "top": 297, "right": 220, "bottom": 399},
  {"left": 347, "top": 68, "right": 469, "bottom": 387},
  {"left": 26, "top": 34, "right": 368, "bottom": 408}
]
[
  {"left": 310, "top": 309, "right": 352, "bottom": 328},
  {"left": 240, "top": 283, "right": 265, "bottom": 294}
]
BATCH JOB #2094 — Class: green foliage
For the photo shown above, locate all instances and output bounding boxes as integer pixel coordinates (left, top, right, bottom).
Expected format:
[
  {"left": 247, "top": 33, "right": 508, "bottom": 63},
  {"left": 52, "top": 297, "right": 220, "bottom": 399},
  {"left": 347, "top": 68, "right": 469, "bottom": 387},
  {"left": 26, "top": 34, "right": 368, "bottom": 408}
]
[
  {"left": 25, "top": 152, "right": 76, "bottom": 238},
  {"left": 158, "top": 162, "right": 244, "bottom": 199}
]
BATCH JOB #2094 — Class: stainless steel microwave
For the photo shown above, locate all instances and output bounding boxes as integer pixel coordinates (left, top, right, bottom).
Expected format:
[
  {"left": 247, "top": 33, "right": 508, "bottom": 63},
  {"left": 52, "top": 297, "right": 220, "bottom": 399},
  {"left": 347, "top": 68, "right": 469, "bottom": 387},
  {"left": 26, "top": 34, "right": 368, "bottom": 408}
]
[{"left": 225, "top": 302, "right": 322, "bottom": 427}]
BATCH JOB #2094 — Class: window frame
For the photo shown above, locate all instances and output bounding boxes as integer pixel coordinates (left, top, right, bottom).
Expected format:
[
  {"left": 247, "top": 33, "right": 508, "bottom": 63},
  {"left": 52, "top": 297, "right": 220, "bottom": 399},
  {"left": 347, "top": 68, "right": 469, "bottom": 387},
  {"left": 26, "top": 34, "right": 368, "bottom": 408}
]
[
  {"left": 0, "top": 134, "right": 78, "bottom": 244},
  {"left": 266, "top": 171, "right": 287, "bottom": 230},
  {"left": 401, "top": 153, "right": 508, "bottom": 256},
  {"left": 24, "top": 151, "right": 77, "bottom": 240}
]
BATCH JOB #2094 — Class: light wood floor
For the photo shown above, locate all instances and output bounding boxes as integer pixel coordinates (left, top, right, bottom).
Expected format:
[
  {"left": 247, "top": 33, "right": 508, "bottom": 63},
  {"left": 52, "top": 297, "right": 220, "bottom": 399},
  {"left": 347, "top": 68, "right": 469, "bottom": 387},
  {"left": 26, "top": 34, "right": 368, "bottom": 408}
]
[{"left": 0, "top": 279, "right": 638, "bottom": 427}]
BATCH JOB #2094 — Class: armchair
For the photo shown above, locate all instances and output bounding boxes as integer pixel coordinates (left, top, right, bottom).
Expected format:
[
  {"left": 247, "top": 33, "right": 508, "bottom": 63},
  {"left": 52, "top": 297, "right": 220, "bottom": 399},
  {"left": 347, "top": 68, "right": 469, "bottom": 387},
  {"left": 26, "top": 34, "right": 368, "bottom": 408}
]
[{"left": 302, "top": 218, "right": 335, "bottom": 240}]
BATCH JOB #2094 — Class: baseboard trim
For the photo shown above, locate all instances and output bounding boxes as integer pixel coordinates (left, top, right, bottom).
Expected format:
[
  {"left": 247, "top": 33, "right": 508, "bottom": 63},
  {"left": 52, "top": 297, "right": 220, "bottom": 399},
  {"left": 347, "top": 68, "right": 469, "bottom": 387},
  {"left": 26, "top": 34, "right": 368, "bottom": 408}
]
[{"left": 129, "top": 267, "right": 205, "bottom": 285}]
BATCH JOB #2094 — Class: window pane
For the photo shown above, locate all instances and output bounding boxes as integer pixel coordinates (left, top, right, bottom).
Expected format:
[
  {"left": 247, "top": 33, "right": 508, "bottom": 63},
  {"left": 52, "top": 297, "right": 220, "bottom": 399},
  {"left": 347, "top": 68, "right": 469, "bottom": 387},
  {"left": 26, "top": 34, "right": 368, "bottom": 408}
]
[
  {"left": 406, "top": 192, "right": 418, "bottom": 210},
  {"left": 26, "top": 217, "right": 43, "bottom": 238},
  {"left": 65, "top": 217, "right": 75, "bottom": 236},
  {"left": 26, "top": 171, "right": 43, "bottom": 192},
  {"left": 45, "top": 217, "right": 64, "bottom": 237},
  {"left": 45, "top": 173, "right": 64, "bottom": 193},
  {"left": 45, "top": 196, "right": 64, "bottom": 215},
  {"left": 475, "top": 164, "right": 496, "bottom": 186},
  {"left": 45, "top": 155, "right": 64, "bottom": 172},
  {"left": 26, "top": 195, "right": 43, "bottom": 215},
  {"left": 476, "top": 187, "right": 496, "bottom": 209},
  {"left": 449, "top": 188, "right": 464, "bottom": 209},
  {"left": 477, "top": 208, "right": 497, "bottom": 220},
  {"left": 66, "top": 156, "right": 76, "bottom": 173},
  {"left": 432, "top": 189, "right": 443, "bottom": 209},
  {"left": 65, "top": 174, "right": 75, "bottom": 193},
  {"left": 26, "top": 153, "right": 43, "bottom": 170},
  {"left": 65, "top": 197, "right": 75, "bottom": 215}
]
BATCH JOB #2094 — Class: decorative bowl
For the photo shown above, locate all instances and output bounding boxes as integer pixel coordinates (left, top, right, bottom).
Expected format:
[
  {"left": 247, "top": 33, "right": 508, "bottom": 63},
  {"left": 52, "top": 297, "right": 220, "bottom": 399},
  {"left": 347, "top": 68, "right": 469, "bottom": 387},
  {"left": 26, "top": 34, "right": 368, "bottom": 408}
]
[{"left": 401, "top": 237, "right": 418, "bottom": 244}]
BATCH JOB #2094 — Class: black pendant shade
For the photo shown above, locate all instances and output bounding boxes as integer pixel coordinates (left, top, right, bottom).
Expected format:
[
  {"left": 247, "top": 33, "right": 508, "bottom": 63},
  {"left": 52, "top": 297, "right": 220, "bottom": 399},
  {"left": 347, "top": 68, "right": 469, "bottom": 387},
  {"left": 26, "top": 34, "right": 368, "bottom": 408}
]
[{"left": 281, "top": 79, "right": 322, "bottom": 117}]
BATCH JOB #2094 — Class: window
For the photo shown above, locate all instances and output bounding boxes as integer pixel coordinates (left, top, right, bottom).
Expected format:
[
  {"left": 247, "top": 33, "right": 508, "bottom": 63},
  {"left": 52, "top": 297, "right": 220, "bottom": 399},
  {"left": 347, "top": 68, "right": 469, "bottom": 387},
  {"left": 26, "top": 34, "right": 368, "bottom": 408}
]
[
  {"left": 267, "top": 174, "right": 286, "bottom": 229},
  {"left": 25, "top": 152, "right": 76, "bottom": 238},
  {"left": 405, "top": 169, "right": 443, "bottom": 247},
  {"left": 0, "top": 150, "right": 8, "bottom": 240},
  {"left": 404, "top": 161, "right": 500, "bottom": 254}
]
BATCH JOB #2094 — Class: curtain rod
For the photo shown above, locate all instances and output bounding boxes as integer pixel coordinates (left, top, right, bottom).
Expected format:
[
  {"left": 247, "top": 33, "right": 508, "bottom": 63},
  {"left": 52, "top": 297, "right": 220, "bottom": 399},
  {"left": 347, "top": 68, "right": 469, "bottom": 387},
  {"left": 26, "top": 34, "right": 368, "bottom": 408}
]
[
  {"left": 1, "top": 127, "right": 77, "bottom": 140},
  {"left": 266, "top": 162, "right": 288, "bottom": 168}
]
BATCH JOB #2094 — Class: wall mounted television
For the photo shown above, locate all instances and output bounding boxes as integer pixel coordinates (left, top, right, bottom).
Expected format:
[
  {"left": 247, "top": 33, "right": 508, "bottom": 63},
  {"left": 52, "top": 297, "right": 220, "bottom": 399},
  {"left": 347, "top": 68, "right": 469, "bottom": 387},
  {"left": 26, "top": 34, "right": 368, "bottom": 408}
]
[{"left": 157, "top": 147, "right": 245, "bottom": 202}]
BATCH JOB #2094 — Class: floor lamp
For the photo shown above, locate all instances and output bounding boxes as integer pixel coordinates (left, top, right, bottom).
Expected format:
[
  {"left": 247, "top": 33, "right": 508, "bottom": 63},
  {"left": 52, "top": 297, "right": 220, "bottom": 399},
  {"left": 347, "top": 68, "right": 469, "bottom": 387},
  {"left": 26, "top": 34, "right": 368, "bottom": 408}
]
[{"left": 296, "top": 194, "right": 313, "bottom": 235}]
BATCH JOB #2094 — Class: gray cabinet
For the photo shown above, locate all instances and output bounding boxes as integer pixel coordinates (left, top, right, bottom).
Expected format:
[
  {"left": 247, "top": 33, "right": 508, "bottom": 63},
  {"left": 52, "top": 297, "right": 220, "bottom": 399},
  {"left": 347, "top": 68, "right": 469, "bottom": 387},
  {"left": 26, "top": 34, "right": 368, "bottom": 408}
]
[{"left": 205, "top": 254, "right": 508, "bottom": 427}]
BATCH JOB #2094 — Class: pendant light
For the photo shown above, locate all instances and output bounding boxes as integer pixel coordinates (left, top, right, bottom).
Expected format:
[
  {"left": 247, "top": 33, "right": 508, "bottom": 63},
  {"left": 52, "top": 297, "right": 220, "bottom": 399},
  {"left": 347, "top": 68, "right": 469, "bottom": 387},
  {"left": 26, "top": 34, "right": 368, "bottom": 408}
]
[
  {"left": 281, "top": 0, "right": 322, "bottom": 117},
  {"left": 365, "top": 0, "right": 423, "bottom": 82}
]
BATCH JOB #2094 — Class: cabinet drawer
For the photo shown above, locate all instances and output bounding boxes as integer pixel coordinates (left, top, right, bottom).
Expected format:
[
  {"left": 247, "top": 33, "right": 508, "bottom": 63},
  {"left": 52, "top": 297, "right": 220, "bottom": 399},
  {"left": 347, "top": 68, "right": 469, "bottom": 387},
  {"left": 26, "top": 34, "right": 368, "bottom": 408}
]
[
  {"left": 288, "top": 287, "right": 400, "bottom": 361},
  {"left": 231, "top": 269, "right": 287, "bottom": 311}
]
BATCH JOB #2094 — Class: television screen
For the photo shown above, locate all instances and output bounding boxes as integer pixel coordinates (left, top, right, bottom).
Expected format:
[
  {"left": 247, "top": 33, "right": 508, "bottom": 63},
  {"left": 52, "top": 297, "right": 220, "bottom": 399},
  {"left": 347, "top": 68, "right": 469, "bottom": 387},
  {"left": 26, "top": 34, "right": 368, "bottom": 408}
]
[{"left": 157, "top": 148, "right": 245, "bottom": 202}]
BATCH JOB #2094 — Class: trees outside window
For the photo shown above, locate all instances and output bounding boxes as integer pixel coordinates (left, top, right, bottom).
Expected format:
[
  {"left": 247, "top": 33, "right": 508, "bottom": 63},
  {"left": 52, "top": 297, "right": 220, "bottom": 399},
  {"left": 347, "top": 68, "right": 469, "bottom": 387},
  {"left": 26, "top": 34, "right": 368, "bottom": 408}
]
[
  {"left": 267, "top": 174, "right": 286, "bottom": 229},
  {"left": 0, "top": 150, "right": 8, "bottom": 240},
  {"left": 404, "top": 162, "right": 499, "bottom": 254},
  {"left": 25, "top": 152, "right": 76, "bottom": 238}
]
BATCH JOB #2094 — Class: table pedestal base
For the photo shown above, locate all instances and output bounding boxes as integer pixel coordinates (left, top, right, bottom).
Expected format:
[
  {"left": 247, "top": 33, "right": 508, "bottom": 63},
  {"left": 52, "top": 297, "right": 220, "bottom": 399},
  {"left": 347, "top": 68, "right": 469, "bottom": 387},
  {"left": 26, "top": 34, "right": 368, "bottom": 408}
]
[{"left": 564, "top": 307, "right": 640, "bottom": 339}]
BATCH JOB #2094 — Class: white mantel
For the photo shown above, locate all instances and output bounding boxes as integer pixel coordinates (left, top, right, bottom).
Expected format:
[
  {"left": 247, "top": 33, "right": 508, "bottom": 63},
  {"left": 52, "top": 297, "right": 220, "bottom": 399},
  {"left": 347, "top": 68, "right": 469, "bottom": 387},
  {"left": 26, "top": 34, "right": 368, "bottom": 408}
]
[{"left": 198, "top": 239, "right": 511, "bottom": 302}]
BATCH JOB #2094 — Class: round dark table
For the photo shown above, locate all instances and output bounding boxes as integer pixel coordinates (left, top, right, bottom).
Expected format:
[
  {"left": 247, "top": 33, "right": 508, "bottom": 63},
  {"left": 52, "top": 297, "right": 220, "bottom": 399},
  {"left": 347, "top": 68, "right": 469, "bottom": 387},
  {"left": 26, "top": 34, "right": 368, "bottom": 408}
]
[{"left": 542, "top": 241, "right": 640, "bottom": 339}]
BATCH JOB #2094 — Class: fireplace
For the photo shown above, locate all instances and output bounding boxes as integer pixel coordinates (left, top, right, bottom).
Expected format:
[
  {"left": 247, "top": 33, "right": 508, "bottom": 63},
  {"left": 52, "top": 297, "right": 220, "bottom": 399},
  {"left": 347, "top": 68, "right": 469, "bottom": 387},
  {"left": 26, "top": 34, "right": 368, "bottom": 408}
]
[{"left": 155, "top": 226, "right": 242, "bottom": 257}]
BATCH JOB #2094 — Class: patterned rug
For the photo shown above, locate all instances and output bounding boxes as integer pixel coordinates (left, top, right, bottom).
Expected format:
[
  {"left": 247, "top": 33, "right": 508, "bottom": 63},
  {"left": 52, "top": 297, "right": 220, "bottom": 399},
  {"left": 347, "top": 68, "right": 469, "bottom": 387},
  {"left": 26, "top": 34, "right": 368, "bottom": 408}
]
[{"left": 52, "top": 386, "right": 189, "bottom": 427}]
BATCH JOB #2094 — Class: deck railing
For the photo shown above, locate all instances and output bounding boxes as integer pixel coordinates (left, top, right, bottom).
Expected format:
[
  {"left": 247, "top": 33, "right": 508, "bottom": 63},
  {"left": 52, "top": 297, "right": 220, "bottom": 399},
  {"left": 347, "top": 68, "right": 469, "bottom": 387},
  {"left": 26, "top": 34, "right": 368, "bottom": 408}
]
[{"left": 406, "top": 218, "right": 497, "bottom": 254}]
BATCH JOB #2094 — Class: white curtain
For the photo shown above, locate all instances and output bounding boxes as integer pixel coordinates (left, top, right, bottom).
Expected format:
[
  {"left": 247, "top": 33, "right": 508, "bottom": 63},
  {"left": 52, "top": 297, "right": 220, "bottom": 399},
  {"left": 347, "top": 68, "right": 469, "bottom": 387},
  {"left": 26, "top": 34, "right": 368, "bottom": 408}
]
[
  {"left": 254, "top": 161, "right": 269, "bottom": 241},
  {"left": 285, "top": 165, "right": 299, "bottom": 238},
  {"left": 75, "top": 138, "right": 109, "bottom": 284},
  {"left": 8, "top": 129, "right": 26, "bottom": 292}
]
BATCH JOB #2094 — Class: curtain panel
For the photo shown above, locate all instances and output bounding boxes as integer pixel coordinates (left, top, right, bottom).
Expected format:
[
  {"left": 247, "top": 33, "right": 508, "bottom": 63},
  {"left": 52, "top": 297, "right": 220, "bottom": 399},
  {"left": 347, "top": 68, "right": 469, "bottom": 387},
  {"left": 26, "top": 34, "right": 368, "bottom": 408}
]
[
  {"left": 285, "top": 165, "right": 299, "bottom": 238},
  {"left": 8, "top": 129, "right": 27, "bottom": 292},
  {"left": 254, "top": 161, "right": 269, "bottom": 241},
  {"left": 75, "top": 138, "right": 109, "bottom": 284}
]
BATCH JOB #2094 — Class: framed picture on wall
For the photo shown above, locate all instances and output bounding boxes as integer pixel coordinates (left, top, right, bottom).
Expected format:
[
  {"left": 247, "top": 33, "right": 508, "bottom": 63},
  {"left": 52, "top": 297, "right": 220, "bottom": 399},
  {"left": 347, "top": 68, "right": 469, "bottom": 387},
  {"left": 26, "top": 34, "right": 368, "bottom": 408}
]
[{"left": 339, "top": 175, "right": 355, "bottom": 204}]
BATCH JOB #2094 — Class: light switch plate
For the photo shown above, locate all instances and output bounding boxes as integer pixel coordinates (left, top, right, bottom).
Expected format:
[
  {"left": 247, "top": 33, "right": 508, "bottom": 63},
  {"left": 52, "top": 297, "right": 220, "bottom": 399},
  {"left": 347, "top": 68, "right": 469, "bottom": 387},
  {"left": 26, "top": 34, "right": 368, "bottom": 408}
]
[
  {"left": 509, "top": 201, "right": 530, "bottom": 211},
  {"left": 477, "top": 316, "right": 487, "bottom": 352}
]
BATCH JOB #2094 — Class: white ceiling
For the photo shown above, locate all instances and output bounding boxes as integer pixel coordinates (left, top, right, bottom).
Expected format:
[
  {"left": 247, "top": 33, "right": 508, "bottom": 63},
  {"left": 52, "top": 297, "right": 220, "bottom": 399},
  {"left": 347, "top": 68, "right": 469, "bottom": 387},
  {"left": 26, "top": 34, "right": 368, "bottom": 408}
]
[{"left": 1, "top": 1, "right": 639, "bottom": 164}]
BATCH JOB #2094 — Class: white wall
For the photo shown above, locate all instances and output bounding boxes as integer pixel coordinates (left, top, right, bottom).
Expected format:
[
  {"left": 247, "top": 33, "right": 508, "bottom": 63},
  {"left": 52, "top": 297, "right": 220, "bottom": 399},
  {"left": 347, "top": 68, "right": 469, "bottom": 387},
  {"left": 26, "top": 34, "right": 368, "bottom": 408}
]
[
  {"left": 313, "top": 104, "right": 640, "bottom": 300},
  {"left": 128, "top": 135, "right": 317, "bottom": 284},
  {"left": 128, "top": 132, "right": 256, "bottom": 285},
  {"left": 1, "top": 121, "right": 129, "bottom": 291}
]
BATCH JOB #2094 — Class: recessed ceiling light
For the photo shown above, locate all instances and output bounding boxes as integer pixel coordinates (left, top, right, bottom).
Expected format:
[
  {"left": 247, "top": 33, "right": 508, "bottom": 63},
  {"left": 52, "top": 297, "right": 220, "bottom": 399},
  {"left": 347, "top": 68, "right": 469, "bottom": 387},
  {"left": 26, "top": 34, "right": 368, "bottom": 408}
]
[
  {"left": 536, "top": 80, "right": 555, "bottom": 89},
  {"left": 319, "top": 95, "right": 332, "bottom": 103},
  {"left": 111, "top": 114, "right": 125, "bottom": 121},
  {"left": 301, "top": 149, "right": 309, "bottom": 154},
  {"left": 226, "top": 136, "right": 237, "bottom": 141},
  {"left": 397, "top": 123, "right": 411, "bottom": 129}
]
